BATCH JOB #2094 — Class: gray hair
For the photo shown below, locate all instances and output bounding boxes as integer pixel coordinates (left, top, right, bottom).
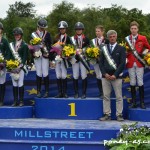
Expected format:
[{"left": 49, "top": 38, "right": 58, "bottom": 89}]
[{"left": 106, "top": 30, "right": 117, "bottom": 38}]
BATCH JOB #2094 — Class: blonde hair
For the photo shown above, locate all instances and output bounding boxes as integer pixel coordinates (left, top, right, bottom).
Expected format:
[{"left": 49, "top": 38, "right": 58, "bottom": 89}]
[
  {"left": 95, "top": 25, "right": 105, "bottom": 32},
  {"left": 130, "top": 21, "right": 139, "bottom": 28}
]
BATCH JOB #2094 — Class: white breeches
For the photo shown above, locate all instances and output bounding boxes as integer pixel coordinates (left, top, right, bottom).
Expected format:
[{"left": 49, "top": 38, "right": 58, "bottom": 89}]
[
  {"left": 55, "top": 61, "right": 67, "bottom": 79},
  {"left": 34, "top": 56, "right": 49, "bottom": 77},
  {"left": 128, "top": 62, "right": 144, "bottom": 86},
  {"left": 93, "top": 63, "right": 102, "bottom": 79},
  {"left": 72, "top": 62, "right": 87, "bottom": 79},
  {"left": 11, "top": 70, "right": 24, "bottom": 87}
]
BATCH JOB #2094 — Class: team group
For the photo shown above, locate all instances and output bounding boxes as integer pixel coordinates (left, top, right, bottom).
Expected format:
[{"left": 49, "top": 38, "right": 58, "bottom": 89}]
[{"left": 0, "top": 19, "right": 149, "bottom": 121}]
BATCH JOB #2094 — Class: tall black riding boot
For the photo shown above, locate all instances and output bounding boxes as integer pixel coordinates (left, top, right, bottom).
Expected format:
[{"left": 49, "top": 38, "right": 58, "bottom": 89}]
[
  {"left": 19, "top": 86, "right": 24, "bottom": 107},
  {"left": 62, "top": 78, "right": 68, "bottom": 98},
  {"left": 81, "top": 78, "right": 87, "bottom": 99},
  {"left": 36, "top": 75, "right": 42, "bottom": 98},
  {"left": 139, "top": 85, "right": 146, "bottom": 109},
  {"left": 0, "top": 83, "right": 5, "bottom": 106},
  {"left": 97, "top": 79, "right": 103, "bottom": 98},
  {"left": 55, "top": 79, "right": 63, "bottom": 98},
  {"left": 43, "top": 75, "right": 49, "bottom": 98},
  {"left": 12, "top": 86, "right": 18, "bottom": 107},
  {"left": 73, "top": 79, "right": 79, "bottom": 98},
  {"left": 129, "top": 86, "right": 137, "bottom": 108}
]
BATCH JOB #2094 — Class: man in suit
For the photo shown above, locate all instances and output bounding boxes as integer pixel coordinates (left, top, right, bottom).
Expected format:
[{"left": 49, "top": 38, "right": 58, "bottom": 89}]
[
  {"left": 99, "top": 30, "right": 126, "bottom": 121},
  {"left": 126, "top": 21, "right": 150, "bottom": 109}
]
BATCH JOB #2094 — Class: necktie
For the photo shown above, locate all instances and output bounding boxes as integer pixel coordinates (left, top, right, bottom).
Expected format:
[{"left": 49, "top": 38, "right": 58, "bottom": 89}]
[
  {"left": 110, "top": 45, "right": 113, "bottom": 53},
  {"left": 132, "top": 37, "right": 136, "bottom": 46}
]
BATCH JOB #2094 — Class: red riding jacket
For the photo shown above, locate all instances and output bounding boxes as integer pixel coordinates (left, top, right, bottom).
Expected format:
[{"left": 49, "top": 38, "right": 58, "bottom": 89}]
[{"left": 126, "top": 34, "right": 150, "bottom": 68}]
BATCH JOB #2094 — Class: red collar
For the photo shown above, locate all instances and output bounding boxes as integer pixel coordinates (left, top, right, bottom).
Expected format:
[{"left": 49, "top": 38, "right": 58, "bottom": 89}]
[{"left": 74, "top": 34, "right": 85, "bottom": 39}]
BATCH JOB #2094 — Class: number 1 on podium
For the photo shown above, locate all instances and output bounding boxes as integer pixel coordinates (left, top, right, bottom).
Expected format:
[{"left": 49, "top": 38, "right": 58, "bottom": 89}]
[{"left": 68, "top": 103, "right": 77, "bottom": 116}]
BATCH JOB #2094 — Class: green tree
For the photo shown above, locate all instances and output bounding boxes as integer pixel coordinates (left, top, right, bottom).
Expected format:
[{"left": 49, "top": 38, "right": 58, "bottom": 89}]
[
  {"left": 7, "top": 1, "right": 36, "bottom": 18},
  {"left": 4, "top": 1, "right": 36, "bottom": 41},
  {"left": 47, "top": 1, "right": 80, "bottom": 39}
]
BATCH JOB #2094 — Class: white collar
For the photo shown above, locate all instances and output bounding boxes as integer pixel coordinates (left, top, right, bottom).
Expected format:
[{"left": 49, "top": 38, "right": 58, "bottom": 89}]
[{"left": 110, "top": 42, "right": 117, "bottom": 47}]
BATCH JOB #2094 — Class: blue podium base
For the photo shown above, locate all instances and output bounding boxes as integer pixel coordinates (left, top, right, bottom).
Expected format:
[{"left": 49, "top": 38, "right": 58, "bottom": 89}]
[
  {"left": 0, "top": 119, "right": 150, "bottom": 150},
  {"left": 0, "top": 106, "right": 33, "bottom": 119},
  {"left": 0, "top": 142, "right": 106, "bottom": 150},
  {"left": 128, "top": 107, "right": 150, "bottom": 122},
  {"left": 34, "top": 98, "right": 128, "bottom": 120}
]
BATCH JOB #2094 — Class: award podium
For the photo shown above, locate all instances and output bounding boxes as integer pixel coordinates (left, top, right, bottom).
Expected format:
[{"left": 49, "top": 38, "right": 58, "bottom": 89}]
[{"left": 0, "top": 69, "right": 150, "bottom": 150}]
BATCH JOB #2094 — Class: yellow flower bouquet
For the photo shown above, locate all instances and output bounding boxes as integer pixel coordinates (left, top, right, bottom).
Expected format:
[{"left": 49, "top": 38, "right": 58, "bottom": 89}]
[
  {"left": 28, "top": 33, "right": 43, "bottom": 58},
  {"left": 62, "top": 45, "right": 76, "bottom": 58},
  {"left": 142, "top": 49, "right": 150, "bottom": 66},
  {"left": 85, "top": 47, "right": 100, "bottom": 65},
  {"left": 6, "top": 59, "right": 20, "bottom": 71},
  {"left": 61, "top": 44, "right": 76, "bottom": 65},
  {"left": 30, "top": 37, "right": 42, "bottom": 45},
  {"left": 6, "top": 59, "right": 21, "bottom": 80},
  {"left": 119, "top": 41, "right": 130, "bottom": 52}
]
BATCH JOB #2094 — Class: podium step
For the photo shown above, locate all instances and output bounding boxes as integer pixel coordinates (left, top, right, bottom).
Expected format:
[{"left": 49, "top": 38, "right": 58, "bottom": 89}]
[
  {"left": 0, "top": 119, "right": 150, "bottom": 150},
  {"left": 128, "top": 107, "right": 150, "bottom": 122},
  {"left": 0, "top": 119, "right": 123, "bottom": 150},
  {"left": 34, "top": 98, "right": 128, "bottom": 120},
  {"left": 0, "top": 140, "right": 105, "bottom": 150},
  {"left": 0, "top": 106, "right": 33, "bottom": 119}
]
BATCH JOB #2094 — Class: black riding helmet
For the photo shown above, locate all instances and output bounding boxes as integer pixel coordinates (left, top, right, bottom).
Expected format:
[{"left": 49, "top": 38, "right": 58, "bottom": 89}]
[
  {"left": 13, "top": 27, "right": 23, "bottom": 35},
  {"left": 37, "top": 18, "right": 48, "bottom": 28},
  {"left": 74, "top": 22, "right": 84, "bottom": 30}
]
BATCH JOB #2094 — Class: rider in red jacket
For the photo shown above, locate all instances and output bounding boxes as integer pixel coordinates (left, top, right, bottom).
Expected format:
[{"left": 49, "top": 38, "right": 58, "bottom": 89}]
[{"left": 126, "top": 21, "right": 150, "bottom": 109}]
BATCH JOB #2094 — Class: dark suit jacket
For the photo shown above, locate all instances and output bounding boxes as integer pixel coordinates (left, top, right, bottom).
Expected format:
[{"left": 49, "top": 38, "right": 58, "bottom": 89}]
[
  {"left": 10, "top": 41, "right": 29, "bottom": 65},
  {"left": 99, "top": 44, "right": 126, "bottom": 78},
  {"left": 74, "top": 35, "right": 90, "bottom": 48},
  {"left": 53, "top": 34, "right": 72, "bottom": 45},
  {"left": 0, "top": 37, "right": 11, "bottom": 60},
  {"left": 43, "top": 31, "right": 52, "bottom": 50}
]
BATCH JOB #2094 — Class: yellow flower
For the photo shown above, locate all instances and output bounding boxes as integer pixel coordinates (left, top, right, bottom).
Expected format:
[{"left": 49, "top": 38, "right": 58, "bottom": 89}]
[
  {"left": 30, "top": 37, "right": 42, "bottom": 45},
  {"left": 119, "top": 41, "right": 130, "bottom": 51},
  {"left": 6, "top": 59, "right": 20, "bottom": 70},
  {"left": 147, "top": 58, "right": 150, "bottom": 65},
  {"left": 86, "top": 47, "right": 99, "bottom": 58},
  {"left": 62, "top": 45, "right": 76, "bottom": 57}
]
